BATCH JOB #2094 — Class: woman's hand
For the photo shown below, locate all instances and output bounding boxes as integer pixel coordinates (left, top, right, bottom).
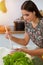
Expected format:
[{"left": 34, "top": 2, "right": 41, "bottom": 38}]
[
  {"left": 10, "top": 48, "right": 27, "bottom": 54},
  {"left": 5, "top": 28, "right": 11, "bottom": 39},
  {"left": 10, "top": 48, "right": 22, "bottom": 54},
  {"left": 14, "top": 48, "right": 23, "bottom": 51}
]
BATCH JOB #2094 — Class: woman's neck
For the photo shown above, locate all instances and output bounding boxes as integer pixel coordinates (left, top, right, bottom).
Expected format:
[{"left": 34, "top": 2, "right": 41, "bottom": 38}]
[
  {"left": 31, "top": 17, "right": 39, "bottom": 28},
  {"left": 32, "top": 17, "right": 39, "bottom": 24}
]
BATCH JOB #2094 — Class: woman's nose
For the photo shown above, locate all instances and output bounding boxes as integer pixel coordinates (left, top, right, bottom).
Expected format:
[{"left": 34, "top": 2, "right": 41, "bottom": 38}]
[{"left": 23, "top": 16, "right": 28, "bottom": 20}]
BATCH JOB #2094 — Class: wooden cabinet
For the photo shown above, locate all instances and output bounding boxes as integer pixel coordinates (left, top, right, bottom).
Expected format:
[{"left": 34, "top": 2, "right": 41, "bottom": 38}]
[{"left": 0, "top": 25, "right": 25, "bottom": 34}]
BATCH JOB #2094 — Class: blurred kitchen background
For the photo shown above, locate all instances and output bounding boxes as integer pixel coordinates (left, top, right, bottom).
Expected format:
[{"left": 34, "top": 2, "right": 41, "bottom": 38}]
[{"left": 0, "top": 0, "right": 43, "bottom": 49}]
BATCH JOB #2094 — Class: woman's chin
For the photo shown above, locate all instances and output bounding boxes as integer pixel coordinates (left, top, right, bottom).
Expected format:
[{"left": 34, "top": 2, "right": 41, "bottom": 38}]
[{"left": 27, "top": 20, "right": 30, "bottom": 23}]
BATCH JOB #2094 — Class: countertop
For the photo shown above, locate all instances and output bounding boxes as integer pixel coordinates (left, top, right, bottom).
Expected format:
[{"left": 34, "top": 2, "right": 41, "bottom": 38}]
[{"left": 0, "top": 31, "right": 25, "bottom": 34}]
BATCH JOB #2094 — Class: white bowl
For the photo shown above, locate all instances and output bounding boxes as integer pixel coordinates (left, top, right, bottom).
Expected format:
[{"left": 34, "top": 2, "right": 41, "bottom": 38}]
[{"left": 0, "top": 47, "right": 10, "bottom": 65}]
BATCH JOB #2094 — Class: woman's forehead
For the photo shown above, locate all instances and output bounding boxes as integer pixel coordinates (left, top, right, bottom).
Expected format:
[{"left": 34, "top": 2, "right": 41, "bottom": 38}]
[{"left": 21, "top": 10, "right": 33, "bottom": 14}]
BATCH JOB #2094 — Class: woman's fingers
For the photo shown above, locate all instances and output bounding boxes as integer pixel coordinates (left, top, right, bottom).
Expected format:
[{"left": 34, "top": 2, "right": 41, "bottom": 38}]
[
  {"left": 5, "top": 30, "right": 11, "bottom": 39},
  {"left": 10, "top": 48, "right": 22, "bottom": 54},
  {"left": 10, "top": 49, "right": 16, "bottom": 54},
  {"left": 5, "top": 32, "right": 9, "bottom": 39}
]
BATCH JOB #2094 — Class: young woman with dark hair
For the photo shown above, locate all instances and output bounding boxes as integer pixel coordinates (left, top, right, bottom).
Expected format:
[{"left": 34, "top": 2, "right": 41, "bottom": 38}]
[{"left": 5, "top": 0, "right": 43, "bottom": 62}]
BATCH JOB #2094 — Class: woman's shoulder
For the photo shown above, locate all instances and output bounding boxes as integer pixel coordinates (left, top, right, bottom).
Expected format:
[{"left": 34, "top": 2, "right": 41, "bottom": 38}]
[
  {"left": 39, "top": 18, "right": 43, "bottom": 28},
  {"left": 40, "top": 18, "right": 43, "bottom": 25}
]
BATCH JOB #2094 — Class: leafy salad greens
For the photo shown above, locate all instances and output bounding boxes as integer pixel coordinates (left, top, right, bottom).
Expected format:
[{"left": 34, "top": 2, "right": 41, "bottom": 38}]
[{"left": 3, "top": 51, "right": 34, "bottom": 65}]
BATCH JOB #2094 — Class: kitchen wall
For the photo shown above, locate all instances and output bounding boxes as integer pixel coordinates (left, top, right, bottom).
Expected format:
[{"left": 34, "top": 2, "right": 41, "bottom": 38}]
[{"left": 0, "top": 0, "right": 43, "bottom": 25}]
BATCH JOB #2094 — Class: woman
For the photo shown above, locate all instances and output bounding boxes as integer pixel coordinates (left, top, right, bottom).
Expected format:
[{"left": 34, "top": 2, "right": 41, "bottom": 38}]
[{"left": 5, "top": 0, "right": 43, "bottom": 60}]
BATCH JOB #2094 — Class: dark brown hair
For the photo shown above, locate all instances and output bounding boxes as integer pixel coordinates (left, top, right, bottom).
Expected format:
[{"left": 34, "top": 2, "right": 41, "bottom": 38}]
[{"left": 21, "top": 0, "right": 43, "bottom": 18}]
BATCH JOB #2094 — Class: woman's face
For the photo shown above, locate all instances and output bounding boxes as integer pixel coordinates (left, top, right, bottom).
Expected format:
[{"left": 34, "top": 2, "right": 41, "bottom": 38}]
[{"left": 21, "top": 10, "right": 36, "bottom": 23}]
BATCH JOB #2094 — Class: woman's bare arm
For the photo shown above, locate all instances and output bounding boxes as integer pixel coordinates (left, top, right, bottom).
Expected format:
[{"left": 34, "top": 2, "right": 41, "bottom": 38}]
[
  {"left": 10, "top": 32, "right": 30, "bottom": 46},
  {"left": 6, "top": 32, "right": 30, "bottom": 46},
  {"left": 19, "top": 48, "right": 43, "bottom": 56}
]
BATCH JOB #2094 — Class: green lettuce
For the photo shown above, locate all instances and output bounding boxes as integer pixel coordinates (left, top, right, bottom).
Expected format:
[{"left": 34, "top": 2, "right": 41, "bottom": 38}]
[{"left": 3, "top": 51, "right": 34, "bottom": 65}]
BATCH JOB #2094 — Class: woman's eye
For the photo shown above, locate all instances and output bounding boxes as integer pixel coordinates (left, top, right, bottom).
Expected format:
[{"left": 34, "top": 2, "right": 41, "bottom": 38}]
[{"left": 23, "top": 14, "right": 29, "bottom": 16}]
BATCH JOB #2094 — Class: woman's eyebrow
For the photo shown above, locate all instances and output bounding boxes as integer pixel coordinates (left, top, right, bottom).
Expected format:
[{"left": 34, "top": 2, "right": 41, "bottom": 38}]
[{"left": 22, "top": 14, "right": 29, "bottom": 16}]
